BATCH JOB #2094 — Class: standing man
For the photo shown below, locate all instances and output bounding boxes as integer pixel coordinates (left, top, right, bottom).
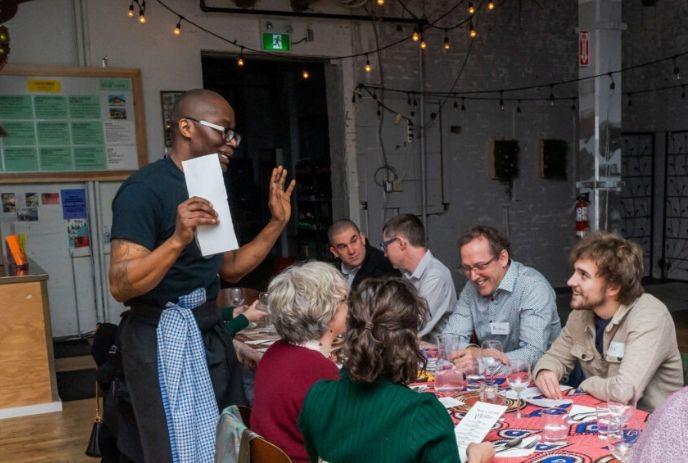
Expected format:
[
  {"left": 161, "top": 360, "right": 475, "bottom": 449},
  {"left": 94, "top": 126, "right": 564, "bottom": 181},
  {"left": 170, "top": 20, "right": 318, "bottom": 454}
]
[
  {"left": 381, "top": 214, "right": 456, "bottom": 340},
  {"left": 109, "top": 89, "right": 295, "bottom": 461},
  {"left": 534, "top": 232, "right": 683, "bottom": 411},
  {"left": 328, "top": 219, "right": 399, "bottom": 289},
  {"left": 445, "top": 226, "right": 561, "bottom": 369}
]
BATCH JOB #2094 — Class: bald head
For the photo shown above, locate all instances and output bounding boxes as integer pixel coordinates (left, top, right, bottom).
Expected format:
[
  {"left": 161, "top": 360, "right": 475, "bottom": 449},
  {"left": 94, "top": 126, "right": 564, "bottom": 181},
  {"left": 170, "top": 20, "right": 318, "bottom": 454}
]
[{"left": 172, "top": 89, "right": 233, "bottom": 125}]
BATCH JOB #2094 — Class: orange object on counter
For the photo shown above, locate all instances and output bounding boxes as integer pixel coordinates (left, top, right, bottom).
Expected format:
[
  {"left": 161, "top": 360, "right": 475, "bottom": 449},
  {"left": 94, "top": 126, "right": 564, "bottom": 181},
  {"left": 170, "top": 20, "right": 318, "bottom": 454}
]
[{"left": 5, "top": 234, "right": 27, "bottom": 267}]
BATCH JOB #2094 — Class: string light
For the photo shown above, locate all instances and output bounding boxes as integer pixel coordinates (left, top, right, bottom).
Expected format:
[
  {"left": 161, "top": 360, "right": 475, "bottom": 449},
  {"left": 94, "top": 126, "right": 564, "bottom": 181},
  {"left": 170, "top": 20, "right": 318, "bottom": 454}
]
[
  {"left": 443, "top": 31, "right": 451, "bottom": 51},
  {"left": 571, "top": 98, "right": 576, "bottom": 111},
  {"left": 139, "top": 9, "right": 146, "bottom": 24},
  {"left": 407, "top": 94, "right": 412, "bottom": 106},
  {"left": 453, "top": 100, "right": 459, "bottom": 110},
  {"left": 420, "top": 38, "right": 427, "bottom": 50},
  {"left": 516, "top": 100, "right": 522, "bottom": 113},
  {"left": 302, "top": 69, "right": 310, "bottom": 79},
  {"left": 237, "top": 47, "right": 245, "bottom": 67},
  {"left": 627, "top": 93, "right": 633, "bottom": 107},
  {"left": 468, "top": 2, "right": 476, "bottom": 15},
  {"left": 487, "top": 1, "right": 495, "bottom": 11},
  {"left": 412, "top": 29, "right": 420, "bottom": 42},
  {"left": 682, "top": 85, "right": 686, "bottom": 99},
  {"left": 377, "top": 103, "right": 382, "bottom": 117},
  {"left": 674, "top": 56, "right": 681, "bottom": 80},
  {"left": 549, "top": 85, "right": 555, "bottom": 106},
  {"left": 128, "top": 2, "right": 135, "bottom": 17},
  {"left": 376, "top": 0, "right": 384, "bottom": 5},
  {"left": 365, "top": 55, "right": 372, "bottom": 73},
  {"left": 469, "top": 20, "right": 477, "bottom": 39},
  {"left": 461, "top": 97, "right": 466, "bottom": 111},
  {"left": 174, "top": 16, "right": 182, "bottom": 35},
  {"left": 608, "top": 73, "right": 616, "bottom": 93}
]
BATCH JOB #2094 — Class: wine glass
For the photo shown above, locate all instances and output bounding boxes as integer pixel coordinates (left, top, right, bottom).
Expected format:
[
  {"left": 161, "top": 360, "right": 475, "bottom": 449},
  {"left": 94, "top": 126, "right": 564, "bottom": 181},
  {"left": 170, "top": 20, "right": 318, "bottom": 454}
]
[
  {"left": 507, "top": 359, "right": 531, "bottom": 419},
  {"left": 478, "top": 340, "right": 504, "bottom": 403},
  {"left": 607, "top": 383, "right": 637, "bottom": 428},
  {"left": 229, "top": 287, "right": 245, "bottom": 307}
]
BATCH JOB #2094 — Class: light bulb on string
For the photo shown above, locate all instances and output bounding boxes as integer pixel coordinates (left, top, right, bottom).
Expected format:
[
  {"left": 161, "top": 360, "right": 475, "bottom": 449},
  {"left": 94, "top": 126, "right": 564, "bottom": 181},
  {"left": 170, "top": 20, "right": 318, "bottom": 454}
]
[
  {"left": 364, "top": 55, "right": 372, "bottom": 73},
  {"left": 627, "top": 93, "right": 633, "bottom": 107},
  {"left": 453, "top": 100, "right": 458, "bottom": 110},
  {"left": 413, "top": 96, "right": 418, "bottom": 107},
  {"left": 516, "top": 100, "right": 522, "bottom": 114},
  {"left": 674, "top": 56, "right": 681, "bottom": 80},
  {"left": 237, "top": 48, "right": 245, "bottom": 68},
  {"left": 549, "top": 85, "right": 555, "bottom": 106},
  {"left": 461, "top": 97, "right": 466, "bottom": 111},
  {"left": 487, "top": 1, "right": 495, "bottom": 11},
  {"left": 302, "top": 70, "right": 310, "bottom": 79},
  {"left": 407, "top": 93, "right": 412, "bottom": 106},
  {"left": 376, "top": 0, "right": 384, "bottom": 5},
  {"left": 468, "top": 2, "right": 476, "bottom": 14},
  {"left": 608, "top": 73, "right": 616, "bottom": 93},
  {"left": 420, "top": 38, "right": 427, "bottom": 50},
  {"left": 174, "top": 17, "right": 182, "bottom": 35},
  {"left": 682, "top": 85, "right": 686, "bottom": 99},
  {"left": 443, "top": 32, "right": 451, "bottom": 51},
  {"left": 412, "top": 29, "right": 420, "bottom": 42},
  {"left": 377, "top": 104, "right": 382, "bottom": 118},
  {"left": 571, "top": 99, "right": 576, "bottom": 111},
  {"left": 139, "top": 10, "right": 146, "bottom": 24},
  {"left": 128, "top": 3, "right": 135, "bottom": 17},
  {"left": 498, "top": 91, "right": 505, "bottom": 110},
  {"left": 469, "top": 20, "right": 477, "bottom": 39}
]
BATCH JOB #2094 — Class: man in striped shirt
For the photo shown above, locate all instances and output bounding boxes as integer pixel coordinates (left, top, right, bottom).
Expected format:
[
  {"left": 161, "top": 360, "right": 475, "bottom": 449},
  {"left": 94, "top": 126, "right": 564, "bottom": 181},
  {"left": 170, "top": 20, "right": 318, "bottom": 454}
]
[{"left": 444, "top": 225, "right": 561, "bottom": 369}]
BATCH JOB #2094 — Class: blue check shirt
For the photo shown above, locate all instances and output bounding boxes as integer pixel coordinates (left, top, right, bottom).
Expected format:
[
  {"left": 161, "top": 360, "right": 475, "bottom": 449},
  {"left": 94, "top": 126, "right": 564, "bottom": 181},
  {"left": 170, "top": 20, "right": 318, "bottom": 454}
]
[{"left": 442, "top": 260, "right": 561, "bottom": 367}]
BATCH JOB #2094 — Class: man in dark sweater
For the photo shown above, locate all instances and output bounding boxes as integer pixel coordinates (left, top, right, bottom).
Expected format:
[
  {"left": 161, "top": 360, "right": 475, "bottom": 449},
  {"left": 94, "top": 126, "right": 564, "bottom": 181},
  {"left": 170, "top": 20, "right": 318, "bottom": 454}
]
[{"left": 328, "top": 219, "right": 400, "bottom": 290}]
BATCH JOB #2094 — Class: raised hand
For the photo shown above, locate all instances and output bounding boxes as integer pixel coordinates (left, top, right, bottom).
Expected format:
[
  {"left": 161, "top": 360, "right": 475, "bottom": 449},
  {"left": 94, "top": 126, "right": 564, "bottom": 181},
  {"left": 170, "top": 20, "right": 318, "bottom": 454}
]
[{"left": 268, "top": 166, "right": 296, "bottom": 224}]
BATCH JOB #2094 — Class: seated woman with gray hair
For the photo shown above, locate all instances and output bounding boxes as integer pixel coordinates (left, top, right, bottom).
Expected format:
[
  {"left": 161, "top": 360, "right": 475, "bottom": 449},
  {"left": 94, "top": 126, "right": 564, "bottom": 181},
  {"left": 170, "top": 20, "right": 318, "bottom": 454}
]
[{"left": 250, "top": 261, "right": 348, "bottom": 463}]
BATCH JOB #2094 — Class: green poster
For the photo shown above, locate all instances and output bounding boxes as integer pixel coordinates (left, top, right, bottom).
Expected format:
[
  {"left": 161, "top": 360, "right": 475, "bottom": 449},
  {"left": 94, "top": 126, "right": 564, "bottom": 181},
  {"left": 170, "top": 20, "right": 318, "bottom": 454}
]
[
  {"left": 0, "top": 95, "right": 33, "bottom": 119},
  {"left": 34, "top": 95, "right": 68, "bottom": 119},
  {"left": 4, "top": 147, "right": 38, "bottom": 172},
  {"left": 99, "top": 79, "right": 131, "bottom": 91},
  {"left": 39, "top": 147, "right": 72, "bottom": 171},
  {"left": 71, "top": 121, "right": 104, "bottom": 145},
  {"left": 1, "top": 121, "right": 36, "bottom": 146},
  {"left": 74, "top": 146, "right": 106, "bottom": 170},
  {"left": 69, "top": 95, "right": 101, "bottom": 119},
  {"left": 36, "top": 121, "right": 70, "bottom": 145}
]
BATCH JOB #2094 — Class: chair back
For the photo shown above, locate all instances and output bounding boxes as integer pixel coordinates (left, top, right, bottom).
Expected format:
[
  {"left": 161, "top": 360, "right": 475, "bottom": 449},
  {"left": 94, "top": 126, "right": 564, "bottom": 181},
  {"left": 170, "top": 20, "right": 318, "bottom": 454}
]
[{"left": 250, "top": 437, "right": 294, "bottom": 463}]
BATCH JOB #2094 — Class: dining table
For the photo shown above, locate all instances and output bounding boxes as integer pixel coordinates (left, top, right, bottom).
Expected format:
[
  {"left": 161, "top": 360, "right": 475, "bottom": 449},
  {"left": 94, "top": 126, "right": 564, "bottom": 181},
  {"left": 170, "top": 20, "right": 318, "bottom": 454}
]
[{"left": 409, "top": 373, "right": 648, "bottom": 463}]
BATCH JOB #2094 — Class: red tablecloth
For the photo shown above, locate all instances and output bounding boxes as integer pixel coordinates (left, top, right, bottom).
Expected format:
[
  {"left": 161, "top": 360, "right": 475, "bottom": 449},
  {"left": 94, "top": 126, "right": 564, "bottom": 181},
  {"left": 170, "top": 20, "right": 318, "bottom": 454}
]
[{"left": 411, "top": 379, "right": 648, "bottom": 463}]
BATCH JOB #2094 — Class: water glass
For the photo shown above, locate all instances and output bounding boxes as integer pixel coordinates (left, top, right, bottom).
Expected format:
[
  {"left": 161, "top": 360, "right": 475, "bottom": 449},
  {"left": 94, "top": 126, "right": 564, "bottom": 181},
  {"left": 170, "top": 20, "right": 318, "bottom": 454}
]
[
  {"left": 609, "top": 435, "right": 636, "bottom": 462},
  {"left": 607, "top": 383, "right": 637, "bottom": 428},
  {"left": 595, "top": 404, "right": 621, "bottom": 440},
  {"left": 257, "top": 291, "right": 269, "bottom": 312},
  {"left": 435, "top": 334, "right": 464, "bottom": 392},
  {"left": 542, "top": 409, "right": 569, "bottom": 444}
]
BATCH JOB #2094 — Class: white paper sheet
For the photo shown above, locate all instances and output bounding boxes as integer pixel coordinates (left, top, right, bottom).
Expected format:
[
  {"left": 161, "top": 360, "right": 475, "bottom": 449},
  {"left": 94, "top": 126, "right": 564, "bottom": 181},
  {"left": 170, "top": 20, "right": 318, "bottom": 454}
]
[
  {"left": 455, "top": 401, "right": 507, "bottom": 463},
  {"left": 526, "top": 398, "right": 572, "bottom": 408},
  {"left": 437, "top": 397, "right": 465, "bottom": 409},
  {"left": 182, "top": 153, "right": 239, "bottom": 256}
]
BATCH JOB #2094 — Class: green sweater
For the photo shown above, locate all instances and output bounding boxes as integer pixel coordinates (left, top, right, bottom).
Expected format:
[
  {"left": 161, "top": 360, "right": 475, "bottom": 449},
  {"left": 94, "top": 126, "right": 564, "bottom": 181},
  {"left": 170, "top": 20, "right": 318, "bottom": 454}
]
[
  {"left": 220, "top": 306, "right": 249, "bottom": 337},
  {"left": 298, "top": 370, "right": 460, "bottom": 463}
]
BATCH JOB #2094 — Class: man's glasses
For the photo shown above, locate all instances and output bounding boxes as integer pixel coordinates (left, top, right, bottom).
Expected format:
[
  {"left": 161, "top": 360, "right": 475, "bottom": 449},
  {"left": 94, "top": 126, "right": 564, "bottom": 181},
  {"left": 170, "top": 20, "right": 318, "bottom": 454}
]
[
  {"left": 183, "top": 116, "right": 242, "bottom": 146},
  {"left": 460, "top": 254, "right": 498, "bottom": 274},
  {"left": 379, "top": 236, "right": 399, "bottom": 252}
]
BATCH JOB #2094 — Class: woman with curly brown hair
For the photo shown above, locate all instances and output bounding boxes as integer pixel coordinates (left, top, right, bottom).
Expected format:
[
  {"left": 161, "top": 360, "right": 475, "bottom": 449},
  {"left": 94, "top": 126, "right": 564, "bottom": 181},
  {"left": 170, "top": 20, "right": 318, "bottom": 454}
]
[{"left": 298, "top": 278, "right": 494, "bottom": 463}]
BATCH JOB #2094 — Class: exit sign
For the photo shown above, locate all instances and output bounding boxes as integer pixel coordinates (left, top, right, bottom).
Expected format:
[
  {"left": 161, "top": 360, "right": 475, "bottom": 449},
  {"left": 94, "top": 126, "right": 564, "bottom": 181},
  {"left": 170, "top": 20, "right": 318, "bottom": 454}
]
[{"left": 262, "top": 33, "right": 291, "bottom": 52}]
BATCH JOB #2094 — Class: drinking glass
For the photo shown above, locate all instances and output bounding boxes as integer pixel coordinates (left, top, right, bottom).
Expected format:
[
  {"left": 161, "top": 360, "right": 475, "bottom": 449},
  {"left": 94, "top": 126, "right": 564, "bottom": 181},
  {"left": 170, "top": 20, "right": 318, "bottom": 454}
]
[
  {"left": 257, "top": 291, "right": 269, "bottom": 312},
  {"left": 542, "top": 408, "right": 569, "bottom": 444},
  {"left": 229, "top": 287, "right": 245, "bottom": 306},
  {"left": 478, "top": 340, "right": 504, "bottom": 403},
  {"left": 595, "top": 404, "right": 621, "bottom": 441},
  {"left": 607, "top": 383, "right": 637, "bottom": 428},
  {"left": 435, "top": 334, "right": 464, "bottom": 392},
  {"left": 507, "top": 359, "right": 531, "bottom": 419}
]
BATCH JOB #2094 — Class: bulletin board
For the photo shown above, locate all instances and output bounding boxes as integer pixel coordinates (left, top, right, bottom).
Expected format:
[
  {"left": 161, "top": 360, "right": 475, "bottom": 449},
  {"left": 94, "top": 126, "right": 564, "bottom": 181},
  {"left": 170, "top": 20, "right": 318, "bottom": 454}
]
[{"left": 0, "top": 65, "right": 147, "bottom": 184}]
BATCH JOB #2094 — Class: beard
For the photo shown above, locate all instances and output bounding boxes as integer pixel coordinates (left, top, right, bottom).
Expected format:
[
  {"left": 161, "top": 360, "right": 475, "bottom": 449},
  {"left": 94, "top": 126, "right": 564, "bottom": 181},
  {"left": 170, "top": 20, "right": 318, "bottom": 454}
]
[{"left": 570, "top": 284, "right": 607, "bottom": 311}]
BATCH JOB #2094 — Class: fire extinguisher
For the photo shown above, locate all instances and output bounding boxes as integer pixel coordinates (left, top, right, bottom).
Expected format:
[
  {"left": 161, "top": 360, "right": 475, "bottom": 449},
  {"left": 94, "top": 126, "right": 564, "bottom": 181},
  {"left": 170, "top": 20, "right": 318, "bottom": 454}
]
[{"left": 575, "top": 193, "right": 590, "bottom": 239}]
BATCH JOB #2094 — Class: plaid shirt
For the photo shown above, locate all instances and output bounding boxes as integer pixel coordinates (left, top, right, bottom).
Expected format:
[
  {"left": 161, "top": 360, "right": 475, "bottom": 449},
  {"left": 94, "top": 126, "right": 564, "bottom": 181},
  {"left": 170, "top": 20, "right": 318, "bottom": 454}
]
[{"left": 157, "top": 288, "right": 219, "bottom": 463}]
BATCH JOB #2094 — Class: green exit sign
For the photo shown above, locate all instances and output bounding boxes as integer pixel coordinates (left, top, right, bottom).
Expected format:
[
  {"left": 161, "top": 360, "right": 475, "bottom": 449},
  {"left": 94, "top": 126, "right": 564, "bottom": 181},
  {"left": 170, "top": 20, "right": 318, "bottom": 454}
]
[{"left": 262, "top": 33, "right": 291, "bottom": 52}]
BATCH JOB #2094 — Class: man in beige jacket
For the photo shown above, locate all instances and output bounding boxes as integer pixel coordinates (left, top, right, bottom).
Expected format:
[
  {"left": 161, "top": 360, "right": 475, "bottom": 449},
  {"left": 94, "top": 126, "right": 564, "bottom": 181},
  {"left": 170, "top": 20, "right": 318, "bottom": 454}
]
[{"left": 534, "top": 232, "right": 683, "bottom": 411}]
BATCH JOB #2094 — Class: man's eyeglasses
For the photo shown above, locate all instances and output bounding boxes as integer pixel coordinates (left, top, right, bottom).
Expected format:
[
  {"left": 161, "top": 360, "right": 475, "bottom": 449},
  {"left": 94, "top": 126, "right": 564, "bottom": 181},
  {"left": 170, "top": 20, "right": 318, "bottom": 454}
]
[
  {"left": 460, "top": 254, "right": 498, "bottom": 274},
  {"left": 183, "top": 116, "right": 242, "bottom": 146},
  {"left": 379, "top": 236, "right": 399, "bottom": 252}
]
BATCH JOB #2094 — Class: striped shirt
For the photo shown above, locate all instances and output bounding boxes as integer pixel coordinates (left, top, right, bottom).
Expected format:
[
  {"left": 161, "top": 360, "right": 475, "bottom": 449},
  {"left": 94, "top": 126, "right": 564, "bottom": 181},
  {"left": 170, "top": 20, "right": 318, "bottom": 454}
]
[{"left": 443, "top": 260, "right": 561, "bottom": 367}]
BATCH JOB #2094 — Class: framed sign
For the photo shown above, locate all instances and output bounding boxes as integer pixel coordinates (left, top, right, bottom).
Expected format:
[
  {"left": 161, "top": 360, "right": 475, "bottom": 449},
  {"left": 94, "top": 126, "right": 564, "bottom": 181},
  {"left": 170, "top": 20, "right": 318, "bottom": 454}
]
[
  {"left": 0, "top": 65, "right": 147, "bottom": 183},
  {"left": 160, "top": 90, "right": 184, "bottom": 148}
]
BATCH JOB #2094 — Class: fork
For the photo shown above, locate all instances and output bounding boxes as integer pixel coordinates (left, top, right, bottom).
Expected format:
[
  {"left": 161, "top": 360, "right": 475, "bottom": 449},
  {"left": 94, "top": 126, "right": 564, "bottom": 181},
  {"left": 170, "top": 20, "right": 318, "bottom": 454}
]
[{"left": 495, "top": 437, "right": 538, "bottom": 453}]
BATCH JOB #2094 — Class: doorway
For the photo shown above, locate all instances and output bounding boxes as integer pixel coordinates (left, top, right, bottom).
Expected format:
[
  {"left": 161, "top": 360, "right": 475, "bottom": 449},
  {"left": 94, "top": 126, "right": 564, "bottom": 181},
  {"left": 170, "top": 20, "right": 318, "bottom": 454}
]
[{"left": 202, "top": 53, "right": 334, "bottom": 288}]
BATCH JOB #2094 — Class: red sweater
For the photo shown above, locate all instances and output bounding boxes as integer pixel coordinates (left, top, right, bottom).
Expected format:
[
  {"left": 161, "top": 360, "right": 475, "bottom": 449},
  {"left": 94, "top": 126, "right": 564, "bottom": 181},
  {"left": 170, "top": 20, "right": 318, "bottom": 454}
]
[{"left": 251, "top": 340, "right": 339, "bottom": 463}]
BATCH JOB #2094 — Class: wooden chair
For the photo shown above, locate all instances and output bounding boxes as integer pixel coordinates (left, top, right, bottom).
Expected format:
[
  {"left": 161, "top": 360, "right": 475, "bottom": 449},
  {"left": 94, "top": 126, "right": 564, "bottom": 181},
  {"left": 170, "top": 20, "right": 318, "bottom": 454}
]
[{"left": 250, "top": 437, "right": 294, "bottom": 463}]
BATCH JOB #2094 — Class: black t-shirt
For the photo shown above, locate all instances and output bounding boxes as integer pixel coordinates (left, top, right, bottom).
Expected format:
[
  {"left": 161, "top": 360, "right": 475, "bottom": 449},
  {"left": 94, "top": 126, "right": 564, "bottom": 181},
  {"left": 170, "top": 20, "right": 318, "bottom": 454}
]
[{"left": 110, "top": 156, "right": 222, "bottom": 308}]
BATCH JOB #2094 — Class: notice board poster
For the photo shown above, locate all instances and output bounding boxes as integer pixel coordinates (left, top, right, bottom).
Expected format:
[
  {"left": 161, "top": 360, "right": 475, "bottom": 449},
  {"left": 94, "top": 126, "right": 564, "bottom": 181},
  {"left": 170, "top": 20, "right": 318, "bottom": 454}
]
[{"left": 0, "top": 66, "right": 147, "bottom": 180}]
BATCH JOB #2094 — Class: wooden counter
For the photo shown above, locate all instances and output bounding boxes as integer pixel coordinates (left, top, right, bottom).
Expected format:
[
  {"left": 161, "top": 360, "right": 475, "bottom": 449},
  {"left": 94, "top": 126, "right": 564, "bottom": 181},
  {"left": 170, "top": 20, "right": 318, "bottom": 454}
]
[{"left": 0, "top": 260, "right": 61, "bottom": 419}]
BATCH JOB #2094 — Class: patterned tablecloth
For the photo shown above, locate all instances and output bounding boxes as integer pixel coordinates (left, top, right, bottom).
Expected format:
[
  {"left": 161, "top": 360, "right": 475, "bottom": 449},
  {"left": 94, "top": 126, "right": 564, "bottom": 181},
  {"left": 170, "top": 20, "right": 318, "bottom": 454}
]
[{"left": 410, "top": 375, "right": 648, "bottom": 463}]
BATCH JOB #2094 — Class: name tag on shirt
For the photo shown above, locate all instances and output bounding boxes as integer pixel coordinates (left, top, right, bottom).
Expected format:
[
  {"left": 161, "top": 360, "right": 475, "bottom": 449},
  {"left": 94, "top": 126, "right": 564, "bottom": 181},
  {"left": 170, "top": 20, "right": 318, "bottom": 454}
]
[
  {"left": 607, "top": 341, "right": 625, "bottom": 358},
  {"left": 489, "top": 322, "right": 510, "bottom": 336}
]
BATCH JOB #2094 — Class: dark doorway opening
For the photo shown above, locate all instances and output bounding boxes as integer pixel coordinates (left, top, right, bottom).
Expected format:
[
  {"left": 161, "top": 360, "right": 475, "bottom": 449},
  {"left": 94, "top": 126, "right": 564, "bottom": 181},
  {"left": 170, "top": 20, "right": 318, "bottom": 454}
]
[{"left": 202, "top": 53, "right": 333, "bottom": 289}]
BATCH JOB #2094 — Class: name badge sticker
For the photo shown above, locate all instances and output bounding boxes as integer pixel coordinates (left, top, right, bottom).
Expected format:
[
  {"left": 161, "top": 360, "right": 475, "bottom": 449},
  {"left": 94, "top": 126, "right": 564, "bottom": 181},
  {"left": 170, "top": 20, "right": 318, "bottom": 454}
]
[
  {"left": 489, "top": 322, "right": 510, "bottom": 336},
  {"left": 607, "top": 341, "right": 625, "bottom": 359}
]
